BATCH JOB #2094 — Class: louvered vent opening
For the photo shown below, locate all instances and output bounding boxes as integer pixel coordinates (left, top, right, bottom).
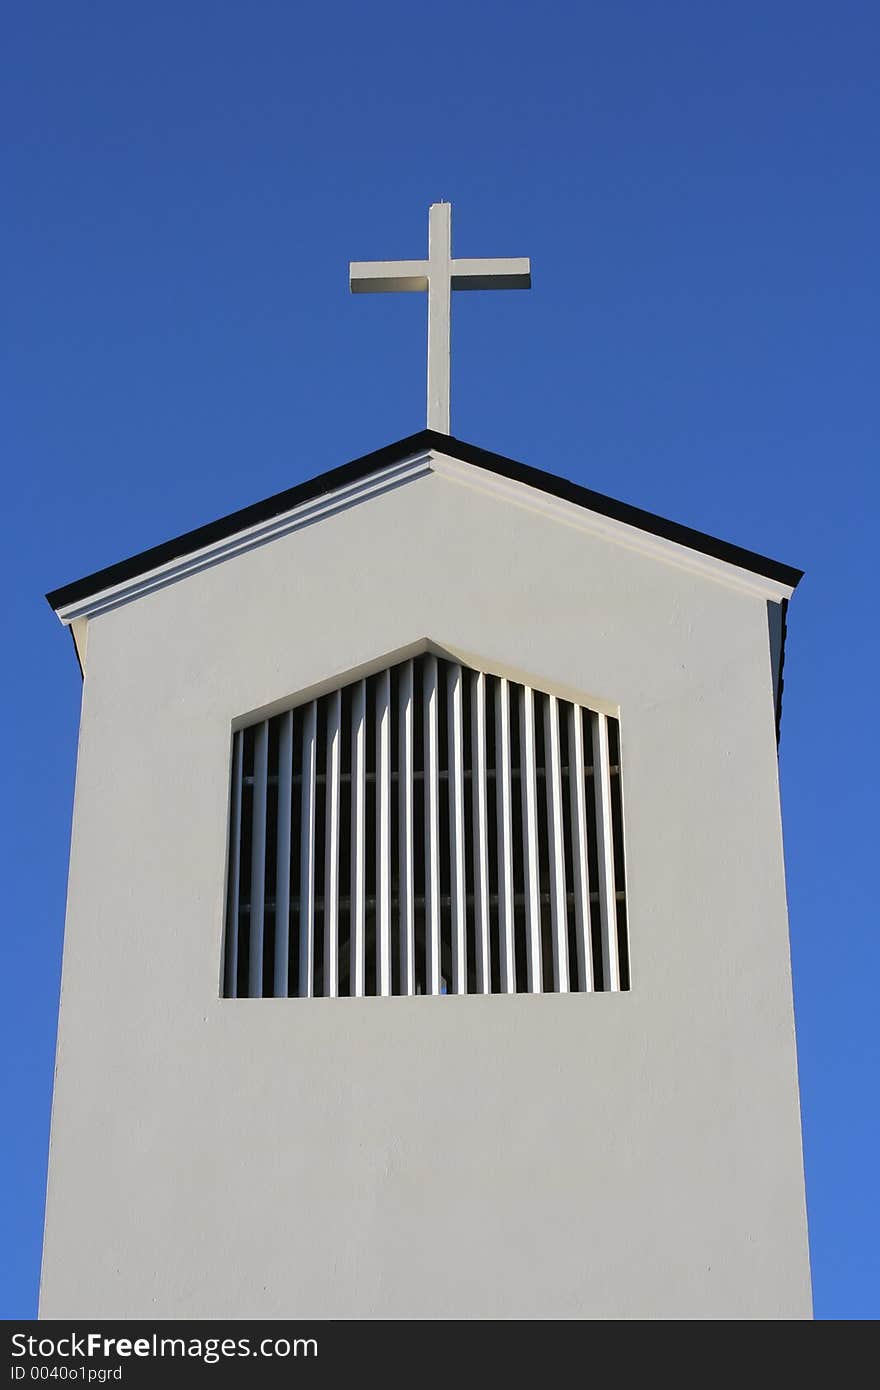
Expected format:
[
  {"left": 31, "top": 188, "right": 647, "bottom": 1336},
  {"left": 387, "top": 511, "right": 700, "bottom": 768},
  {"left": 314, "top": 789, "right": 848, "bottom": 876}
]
[{"left": 223, "top": 654, "right": 630, "bottom": 998}]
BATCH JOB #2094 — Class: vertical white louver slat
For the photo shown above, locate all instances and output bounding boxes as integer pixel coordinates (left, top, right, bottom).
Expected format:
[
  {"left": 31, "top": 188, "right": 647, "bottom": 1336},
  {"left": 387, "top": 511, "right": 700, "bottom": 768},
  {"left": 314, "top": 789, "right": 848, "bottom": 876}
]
[
  {"left": 225, "top": 730, "right": 243, "bottom": 998},
  {"left": 495, "top": 678, "right": 516, "bottom": 993},
  {"left": 545, "top": 695, "right": 570, "bottom": 992},
  {"left": 613, "top": 721, "right": 630, "bottom": 991},
  {"left": 399, "top": 660, "right": 415, "bottom": 996},
  {"left": 274, "top": 710, "right": 293, "bottom": 998},
  {"left": 350, "top": 679, "right": 366, "bottom": 998},
  {"left": 593, "top": 711, "right": 621, "bottom": 992},
  {"left": 447, "top": 664, "right": 466, "bottom": 994},
  {"left": 519, "top": 685, "right": 543, "bottom": 993},
  {"left": 568, "top": 704, "right": 594, "bottom": 992},
  {"left": 299, "top": 701, "right": 317, "bottom": 999},
  {"left": 324, "top": 689, "right": 341, "bottom": 999},
  {"left": 248, "top": 720, "right": 269, "bottom": 998},
  {"left": 471, "top": 671, "right": 491, "bottom": 994},
  {"left": 424, "top": 655, "right": 441, "bottom": 995},
  {"left": 377, "top": 668, "right": 392, "bottom": 996}
]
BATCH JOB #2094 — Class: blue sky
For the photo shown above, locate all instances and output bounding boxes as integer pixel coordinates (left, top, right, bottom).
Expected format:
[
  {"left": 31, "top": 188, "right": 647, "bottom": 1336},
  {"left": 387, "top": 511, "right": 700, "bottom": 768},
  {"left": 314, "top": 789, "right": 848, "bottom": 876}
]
[{"left": 2, "top": 2, "right": 877, "bottom": 1319}]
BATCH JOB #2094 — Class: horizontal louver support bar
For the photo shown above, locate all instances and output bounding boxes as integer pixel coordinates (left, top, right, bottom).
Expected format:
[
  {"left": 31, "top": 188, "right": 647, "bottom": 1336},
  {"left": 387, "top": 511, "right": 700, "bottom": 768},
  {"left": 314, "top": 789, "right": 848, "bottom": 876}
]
[{"left": 223, "top": 655, "right": 630, "bottom": 998}]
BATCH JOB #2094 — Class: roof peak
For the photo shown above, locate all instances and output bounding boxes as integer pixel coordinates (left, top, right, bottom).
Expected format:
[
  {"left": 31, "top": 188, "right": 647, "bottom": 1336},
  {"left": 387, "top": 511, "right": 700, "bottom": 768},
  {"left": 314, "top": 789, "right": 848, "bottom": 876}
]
[{"left": 46, "top": 429, "right": 803, "bottom": 616}]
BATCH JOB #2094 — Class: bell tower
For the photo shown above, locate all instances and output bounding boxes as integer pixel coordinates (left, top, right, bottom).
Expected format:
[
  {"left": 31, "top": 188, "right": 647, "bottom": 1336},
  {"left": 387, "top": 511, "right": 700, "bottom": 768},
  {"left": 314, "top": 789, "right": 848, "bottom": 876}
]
[{"left": 41, "top": 206, "right": 811, "bottom": 1319}]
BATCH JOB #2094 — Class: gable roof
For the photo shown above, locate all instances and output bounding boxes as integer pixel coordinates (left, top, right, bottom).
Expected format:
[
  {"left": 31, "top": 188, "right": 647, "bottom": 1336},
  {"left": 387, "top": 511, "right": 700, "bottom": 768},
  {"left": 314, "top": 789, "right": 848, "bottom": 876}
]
[{"left": 46, "top": 428, "right": 803, "bottom": 614}]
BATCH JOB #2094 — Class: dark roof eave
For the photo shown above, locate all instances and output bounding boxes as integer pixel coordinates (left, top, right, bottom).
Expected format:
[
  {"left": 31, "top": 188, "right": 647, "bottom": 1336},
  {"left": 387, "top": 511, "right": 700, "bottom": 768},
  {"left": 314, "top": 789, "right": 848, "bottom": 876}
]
[{"left": 45, "top": 429, "right": 804, "bottom": 612}]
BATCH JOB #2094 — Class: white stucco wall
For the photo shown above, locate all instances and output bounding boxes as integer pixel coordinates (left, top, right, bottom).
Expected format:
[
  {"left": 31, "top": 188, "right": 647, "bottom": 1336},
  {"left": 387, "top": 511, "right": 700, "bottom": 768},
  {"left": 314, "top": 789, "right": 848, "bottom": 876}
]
[{"left": 40, "top": 462, "right": 811, "bottom": 1318}]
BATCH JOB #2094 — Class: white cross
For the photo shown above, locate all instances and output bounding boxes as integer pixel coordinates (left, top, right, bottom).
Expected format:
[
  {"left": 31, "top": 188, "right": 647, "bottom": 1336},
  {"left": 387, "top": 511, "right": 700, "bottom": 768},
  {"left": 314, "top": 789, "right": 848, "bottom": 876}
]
[{"left": 350, "top": 202, "right": 531, "bottom": 433}]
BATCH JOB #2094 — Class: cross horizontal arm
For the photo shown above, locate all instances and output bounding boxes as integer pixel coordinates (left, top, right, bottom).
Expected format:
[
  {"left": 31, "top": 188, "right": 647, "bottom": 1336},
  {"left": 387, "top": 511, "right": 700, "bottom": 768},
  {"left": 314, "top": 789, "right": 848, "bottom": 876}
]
[
  {"left": 350, "top": 260, "right": 429, "bottom": 293},
  {"left": 450, "top": 257, "right": 531, "bottom": 290}
]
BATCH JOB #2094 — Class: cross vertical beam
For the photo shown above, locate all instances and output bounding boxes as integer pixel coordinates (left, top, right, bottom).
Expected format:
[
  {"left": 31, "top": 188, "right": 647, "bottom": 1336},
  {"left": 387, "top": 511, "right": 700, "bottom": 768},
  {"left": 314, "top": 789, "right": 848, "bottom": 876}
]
[
  {"left": 350, "top": 202, "right": 530, "bottom": 434},
  {"left": 427, "top": 202, "right": 452, "bottom": 432}
]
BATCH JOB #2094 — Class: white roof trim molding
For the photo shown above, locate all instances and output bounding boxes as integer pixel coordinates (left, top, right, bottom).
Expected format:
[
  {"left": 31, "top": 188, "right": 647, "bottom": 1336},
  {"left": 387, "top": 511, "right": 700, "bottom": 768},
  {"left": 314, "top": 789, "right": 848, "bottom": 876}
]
[
  {"left": 53, "top": 451, "right": 434, "bottom": 629},
  {"left": 429, "top": 451, "right": 796, "bottom": 603}
]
